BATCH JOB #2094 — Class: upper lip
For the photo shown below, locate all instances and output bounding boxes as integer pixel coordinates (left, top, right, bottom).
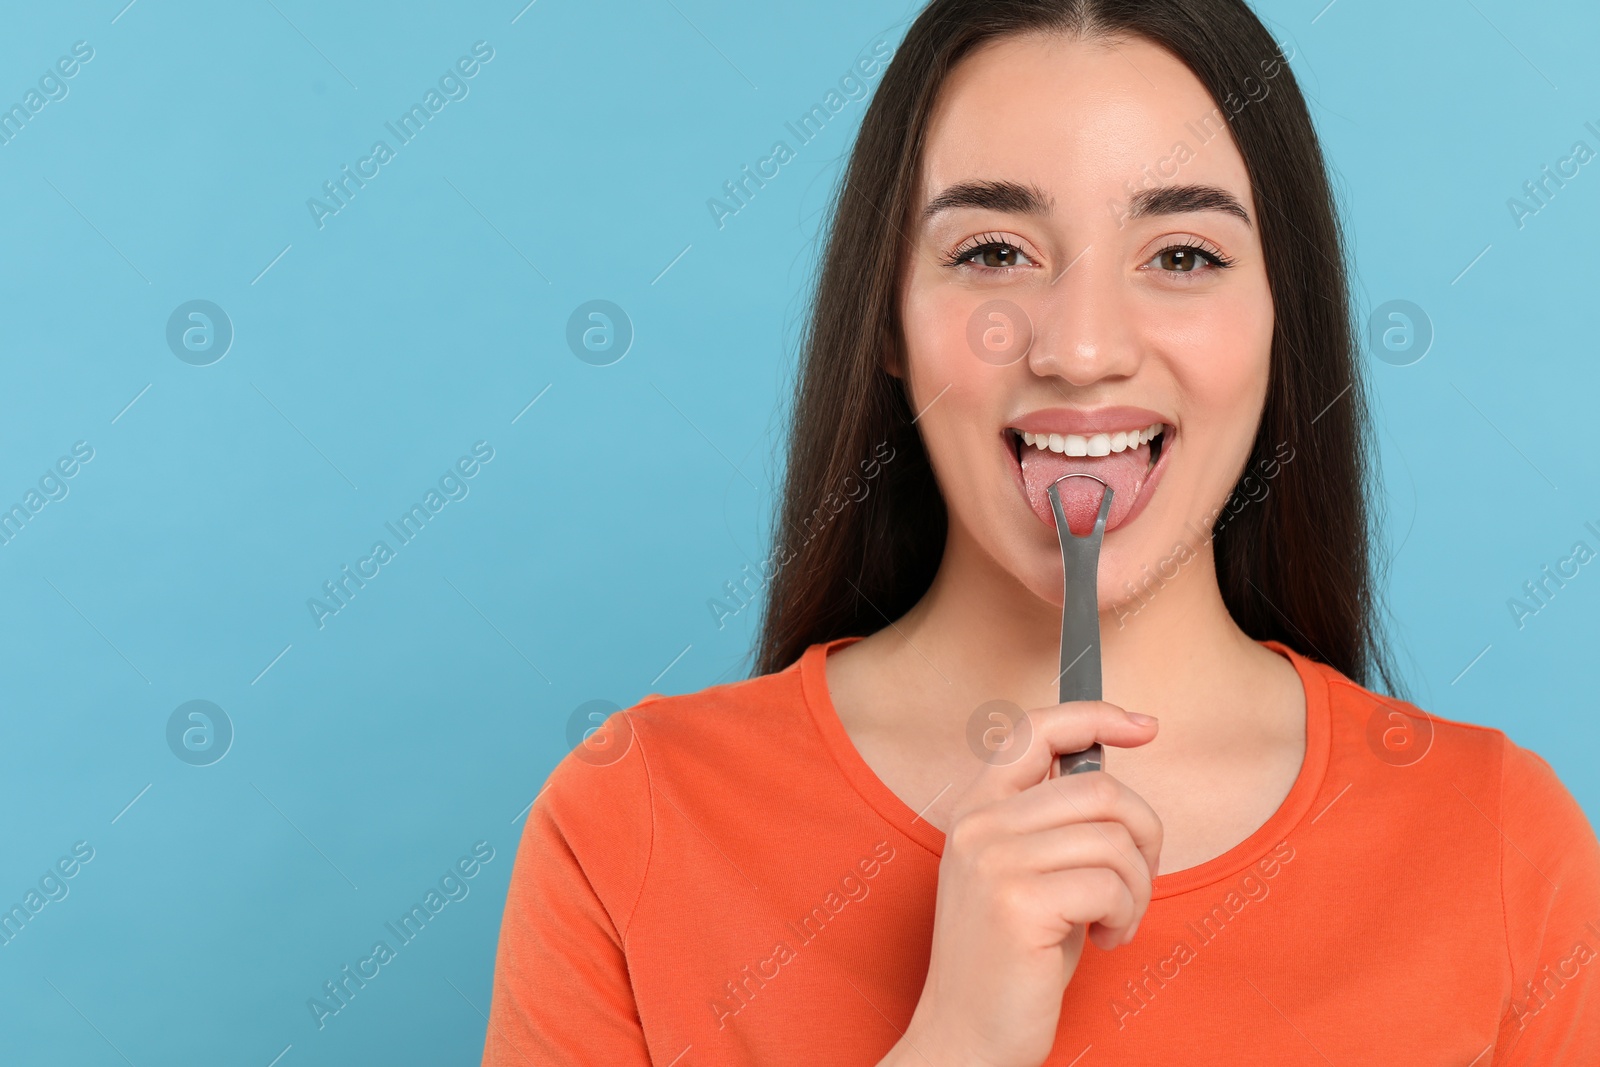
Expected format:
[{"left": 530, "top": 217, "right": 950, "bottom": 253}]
[{"left": 1005, "top": 405, "right": 1172, "bottom": 437}]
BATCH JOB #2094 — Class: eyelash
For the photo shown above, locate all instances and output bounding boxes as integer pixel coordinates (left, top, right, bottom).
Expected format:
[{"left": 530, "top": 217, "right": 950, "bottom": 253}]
[
  {"left": 941, "top": 232, "right": 1034, "bottom": 271},
  {"left": 940, "top": 235, "right": 1237, "bottom": 275},
  {"left": 1148, "top": 238, "right": 1236, "bottom": 274}
]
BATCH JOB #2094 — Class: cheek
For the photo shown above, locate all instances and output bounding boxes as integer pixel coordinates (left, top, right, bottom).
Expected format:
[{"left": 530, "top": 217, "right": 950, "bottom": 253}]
[
  {"left": 1095, "top": 281, "right": 1274, "bottom": 603},
  {"left": 898, "top": 282, "right": 997, "bottom": 437},
  {"left": 899, "top": 283, "right": 1010, "bottom": 495},
  {"left": 1150, "top": 283, "right": 1270, "bottom": 390},
  {"left": 1150, "top": 286, "right": 1273, "bottom": 455},
  {"left": 900, "top": 270, "right": 1038, "bottom": 409},
  {"left": 900, "top": 281, "right": 974, "bottom": 388}
]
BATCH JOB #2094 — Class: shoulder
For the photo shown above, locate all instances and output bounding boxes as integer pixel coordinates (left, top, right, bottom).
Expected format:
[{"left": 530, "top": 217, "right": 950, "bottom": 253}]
[
  {"left": 606, "top": 658, "right": 818, "bottom": 795},
  {"left": 1283, "top": 647, "right": 1595, "bottom": 843},
  {"left": 538, "top": 659, "right": 808, "bottom": 817},
  {"left": 1494, "top": 734, "right": 1600, "bottom": 894},
  {"left": 1266, "top": 647, "right": 1600, "bottom": 1050},
  {"left": 1299, "top": 649, "right": 1600, "bottom": 886},
  {"left": 517, "top": 659, "right": 814, "bottom": 916},
  {"left": 528, "top": 659, "right": 812, "bottom": 851},
  {"left": 1303, "top": 651, "right": 1513, "bottom": 781}
]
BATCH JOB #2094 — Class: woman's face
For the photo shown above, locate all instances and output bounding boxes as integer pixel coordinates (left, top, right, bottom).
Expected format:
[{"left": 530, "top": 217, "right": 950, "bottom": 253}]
[{"left": 897, "top": 32, "right": 1276, "bottom": 614}]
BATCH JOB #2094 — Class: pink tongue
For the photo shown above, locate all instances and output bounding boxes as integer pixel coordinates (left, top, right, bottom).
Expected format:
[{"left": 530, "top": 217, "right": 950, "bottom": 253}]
[{"left": 1020, "top": 442, "right": 1148, "bottom": 535}]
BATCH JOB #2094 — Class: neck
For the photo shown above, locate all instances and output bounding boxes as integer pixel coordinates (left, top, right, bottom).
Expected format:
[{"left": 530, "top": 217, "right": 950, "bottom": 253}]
[{"left": 891, "top": 518, "right": 1260, "bottom": 723}]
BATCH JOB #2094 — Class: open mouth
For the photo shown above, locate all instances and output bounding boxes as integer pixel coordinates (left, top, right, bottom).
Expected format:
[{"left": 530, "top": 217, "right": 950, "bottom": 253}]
[{"left": 1003, "top": 420, "right": 1173, "bottom": 535}]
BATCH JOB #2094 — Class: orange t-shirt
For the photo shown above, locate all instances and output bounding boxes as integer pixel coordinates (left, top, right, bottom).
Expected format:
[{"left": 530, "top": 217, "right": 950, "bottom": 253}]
[{"left": 482, "top": 637, "right": 1600, "bottom": 1064}]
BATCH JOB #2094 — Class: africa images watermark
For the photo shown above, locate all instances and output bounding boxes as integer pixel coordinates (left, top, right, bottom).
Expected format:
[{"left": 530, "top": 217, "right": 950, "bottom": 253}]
[
  {"left": 1506, "top": 117, "right": 1600, "bottom": 231},
  {"left": 0, "top": 841, "right": 96, "bottom": 949},
  {"left": 1110, "top": 840, "right": 1295, "bottom": 1029},
  {"left": 1113, "top": 439, "right": 1294, "bottom": 628},
  {"left": 1506, "top": 517, "right": 1600, "bottom": 631},
  {"left": 706, "top": 36, "right": 895, "bottom": 231},
  {"left": 306, "top": 840, "right": 496, "bottom": 1030},
  {"left": 307, "top": 441, "right": 495, "bottom": 629},
  {"left": 708, "top": 840, "right": 897, "bottom": 1030},
  {"left": 0, "top": 40, "right": 94, "bottom": 148},
  {"left": 707, "top": 440, "right": 896, "bottom": 630},
  {"left": 1506, "top": 919, "right": 1600, "bottom": 1034},
  {"left": 1107, "top": 36, "right": 1296, "bottom": 228},
  {"left": 306, "top": 41, "right": 495, "bottom": 229},
  {"left": 0, "top": 440, "right": 95, "bottom": 548}
]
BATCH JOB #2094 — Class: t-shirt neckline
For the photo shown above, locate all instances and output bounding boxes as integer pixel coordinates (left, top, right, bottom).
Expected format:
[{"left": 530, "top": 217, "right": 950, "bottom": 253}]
[{"left": 798, "top": 634, "right": 1331, "bottom": 900}]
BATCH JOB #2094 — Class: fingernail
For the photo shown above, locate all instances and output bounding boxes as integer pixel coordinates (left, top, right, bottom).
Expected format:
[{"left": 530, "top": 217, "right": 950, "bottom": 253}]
[{"left": 1127, "top": 711, "right": 1158, "bottom": 726}]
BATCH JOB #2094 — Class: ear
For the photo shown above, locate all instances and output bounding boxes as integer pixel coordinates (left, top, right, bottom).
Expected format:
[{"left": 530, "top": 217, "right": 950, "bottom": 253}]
[{"left": 880, "top": 336, "right": 906, "bottom": 380}]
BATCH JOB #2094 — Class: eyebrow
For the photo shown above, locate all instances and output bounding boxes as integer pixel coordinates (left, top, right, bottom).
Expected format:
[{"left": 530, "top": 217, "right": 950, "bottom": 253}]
[
  {"left": 920, "top": 180, "right": 1053, "bottom": 223},
  {"left": 1126, "top": 184, "right": 1253, "bottom": 228},
  {"left": 919, "top": 179, "right": 1252, "bottom": 228}
]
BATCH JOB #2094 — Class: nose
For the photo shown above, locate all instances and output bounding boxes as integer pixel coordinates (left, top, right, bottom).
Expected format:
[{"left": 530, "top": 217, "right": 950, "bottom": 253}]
[{"left": 1023, "top": 247, "right": 1142, "bottom": 387}]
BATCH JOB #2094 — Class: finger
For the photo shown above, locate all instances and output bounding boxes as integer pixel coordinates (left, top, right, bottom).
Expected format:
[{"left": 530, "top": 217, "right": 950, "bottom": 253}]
[
  {"left": 957, "top": 701, "right": 1158, "bottom": 813},
  {"left": 1018, "top": 866, "right": 1140, "bottom": 948},
  {"left": 1005, "top": 771, "right": 1164, "bottom": 880},
  {"left": 1015, "top": 820, "right": 1154, "bottom": 949},
  {"left": 992, "top": 821, "right": 1153, "bottom": 910},
  {"left": 1089, "top": 916, "right": 1138, "bottom": 952}
]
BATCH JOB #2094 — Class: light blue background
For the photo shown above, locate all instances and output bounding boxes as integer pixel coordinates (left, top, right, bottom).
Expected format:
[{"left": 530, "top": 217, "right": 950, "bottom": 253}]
[{"left": 0, "top": 0, "right": 1595, "bottom": 1063}]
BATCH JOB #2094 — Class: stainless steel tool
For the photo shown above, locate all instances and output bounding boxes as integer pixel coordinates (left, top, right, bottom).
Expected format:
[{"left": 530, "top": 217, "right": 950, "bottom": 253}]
[{"left": 1045, "top": 474, "right": 1114, "bottom": 777}]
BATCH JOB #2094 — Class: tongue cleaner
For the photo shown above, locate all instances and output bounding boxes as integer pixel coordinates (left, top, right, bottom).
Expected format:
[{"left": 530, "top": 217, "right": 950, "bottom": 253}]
[{"left": 1046, "top": 474, "right": 1114, "bottom": 777}]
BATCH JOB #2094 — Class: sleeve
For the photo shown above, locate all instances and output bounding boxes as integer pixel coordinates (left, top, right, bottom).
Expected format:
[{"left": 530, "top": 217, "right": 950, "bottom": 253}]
[
  {"left": 482, "top": 711, "right": 656, "bottom": 1066},
  {"left": 1493, "top": 738, "right": 1600, "bottom": 1064}
]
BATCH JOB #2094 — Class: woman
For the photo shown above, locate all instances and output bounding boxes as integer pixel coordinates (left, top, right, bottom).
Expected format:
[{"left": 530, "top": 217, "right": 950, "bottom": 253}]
[{"left": 483, "top": 0, "right": 1600, "bottom": 1063}]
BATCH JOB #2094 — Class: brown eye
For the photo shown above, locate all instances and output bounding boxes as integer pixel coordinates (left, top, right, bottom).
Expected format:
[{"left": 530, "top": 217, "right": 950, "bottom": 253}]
[
  {"left": 947, "top": 240, "right": 1036, "bottom": 271},
  {"left": 977, "top": 244, "right": 1024, "bottom": 268},
  {"left": 1146, "top": 242, "right": 1234, "bottom": 275},
  {"left": 1159, "top": 248, "right": 1204, "bottom": 272}
]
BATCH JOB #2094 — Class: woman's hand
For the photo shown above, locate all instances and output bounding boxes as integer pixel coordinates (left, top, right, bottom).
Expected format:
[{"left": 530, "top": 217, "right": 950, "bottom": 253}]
[{"left": 879, "top": 702, "right": 1163, "bottom": 1067}]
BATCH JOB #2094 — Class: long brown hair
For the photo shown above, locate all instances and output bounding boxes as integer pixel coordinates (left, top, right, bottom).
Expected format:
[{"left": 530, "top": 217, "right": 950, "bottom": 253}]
[{"left": 753, "top": 0, "right": 1403, "bottom": 696}]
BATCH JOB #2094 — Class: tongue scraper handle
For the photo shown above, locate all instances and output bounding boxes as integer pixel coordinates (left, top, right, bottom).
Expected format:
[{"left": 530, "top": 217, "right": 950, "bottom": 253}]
[{"left": 1046, "top": 475, "right": 1114, "bottom": 778}]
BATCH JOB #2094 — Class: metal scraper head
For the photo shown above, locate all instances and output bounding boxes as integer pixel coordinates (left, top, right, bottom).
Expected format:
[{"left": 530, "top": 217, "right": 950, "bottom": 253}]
[{"left": 1045, "top": 474, "right": 1114, "bottom": 777}]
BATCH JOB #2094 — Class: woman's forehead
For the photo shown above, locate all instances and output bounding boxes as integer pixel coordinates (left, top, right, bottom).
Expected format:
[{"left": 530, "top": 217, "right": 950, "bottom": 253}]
[{"left": 917, "top": 34, "right": 1253, "bottom": 211}]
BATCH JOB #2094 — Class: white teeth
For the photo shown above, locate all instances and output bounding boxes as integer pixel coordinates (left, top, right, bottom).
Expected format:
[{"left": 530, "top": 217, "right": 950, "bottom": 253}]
[{"left": 1018, "top": 422, "right": 1165, "bottom": 457}]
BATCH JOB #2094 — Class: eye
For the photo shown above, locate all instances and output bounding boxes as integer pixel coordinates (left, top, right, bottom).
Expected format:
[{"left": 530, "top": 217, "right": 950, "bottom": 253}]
[
  {"left": 1143, "top": 239, "right": 1236, "bottom": 277},
  {"left": 941, "top": 232, "right": 1038, "bottom": 273}
]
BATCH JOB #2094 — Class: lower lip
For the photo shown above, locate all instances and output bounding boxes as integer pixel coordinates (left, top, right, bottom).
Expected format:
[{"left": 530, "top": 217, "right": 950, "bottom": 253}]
[{"left": 1003, "top": 429, "right": 1175, "bottom": 535}]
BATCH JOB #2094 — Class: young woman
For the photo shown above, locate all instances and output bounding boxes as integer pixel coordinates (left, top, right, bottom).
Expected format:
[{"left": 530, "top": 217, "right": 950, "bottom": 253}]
[{"left": 483, "top": 1, "right": 1600, "bottom": 1063}]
